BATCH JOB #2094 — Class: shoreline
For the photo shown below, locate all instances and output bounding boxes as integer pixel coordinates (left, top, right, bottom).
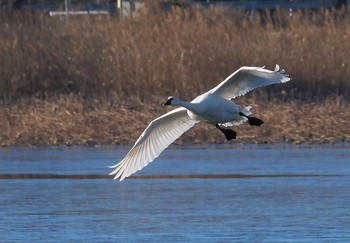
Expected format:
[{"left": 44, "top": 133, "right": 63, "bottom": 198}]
[
  {"left": 1, "top": 141, "right": 349, "bottom": 149},
  {"left": 1, "top": 97, "right": 349, "bottom": 147}
]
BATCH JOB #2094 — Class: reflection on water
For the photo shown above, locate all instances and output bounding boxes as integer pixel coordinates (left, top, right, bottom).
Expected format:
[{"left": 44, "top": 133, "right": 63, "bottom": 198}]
[{"left": 1, "top": 144, "right": 350, "bottom": 241}]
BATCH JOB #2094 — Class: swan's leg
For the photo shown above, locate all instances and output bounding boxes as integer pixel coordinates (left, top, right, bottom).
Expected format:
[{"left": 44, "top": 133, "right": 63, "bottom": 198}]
[
  {"left": 215, "top": 124, "right": 237, "bottom": 141},
  {"left": 239, "top": 112, "right": 264, "bottom": 127}
]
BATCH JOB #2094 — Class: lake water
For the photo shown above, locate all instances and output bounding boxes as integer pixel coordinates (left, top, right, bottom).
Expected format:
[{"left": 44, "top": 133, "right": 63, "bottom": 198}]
[{"left": 1, "top": 144, "right": 350, "bottom": 242}]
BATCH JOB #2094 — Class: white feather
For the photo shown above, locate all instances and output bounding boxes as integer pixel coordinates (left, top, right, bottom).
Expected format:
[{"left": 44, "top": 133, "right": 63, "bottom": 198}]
[
  {"left": 109, "top": 65, "right": 291, "bottom": 181},
  {"left": 209, "top": 64, "right": 290, "bottom": 99},
  {"left": 109, "top": 108, "right": 198, "bottom": 180}
]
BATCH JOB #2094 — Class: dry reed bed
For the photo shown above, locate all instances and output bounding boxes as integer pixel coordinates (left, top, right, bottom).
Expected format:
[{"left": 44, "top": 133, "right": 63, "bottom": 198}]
[
  {"left": 0, "top": 97, "right": 349, "bottom": 146},
  {"left": 1, "top": 7, "right": 350, "bottom": 146}
]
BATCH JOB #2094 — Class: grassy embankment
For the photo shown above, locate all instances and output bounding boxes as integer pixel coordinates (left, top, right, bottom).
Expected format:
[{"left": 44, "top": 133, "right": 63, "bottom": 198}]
[{"left": 0, "top": 6, "right": 349, "bottom": 146}]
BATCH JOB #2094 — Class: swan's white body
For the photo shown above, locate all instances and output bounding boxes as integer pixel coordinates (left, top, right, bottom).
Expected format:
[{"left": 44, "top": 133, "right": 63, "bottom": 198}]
[{"left": 110, "top": 65, "right": 290, "bottom": 180}]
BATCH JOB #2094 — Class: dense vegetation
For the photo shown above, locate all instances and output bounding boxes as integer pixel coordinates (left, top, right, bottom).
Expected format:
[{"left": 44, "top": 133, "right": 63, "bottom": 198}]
[{"left": 1, "top": 6, "right": 349, "bottom": 145}]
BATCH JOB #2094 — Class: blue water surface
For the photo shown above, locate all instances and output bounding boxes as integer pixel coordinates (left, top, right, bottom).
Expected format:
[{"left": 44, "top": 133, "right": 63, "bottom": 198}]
[{"left": 1, "top": 144, "right": 350, "bottom": 242}]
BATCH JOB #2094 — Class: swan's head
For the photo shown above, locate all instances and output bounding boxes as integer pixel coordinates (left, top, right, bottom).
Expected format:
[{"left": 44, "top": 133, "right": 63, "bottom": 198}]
[
  {"left": 163, "top": 96, "right": 174, "bottom": 106},
  {"left": 163, "top": 96, "right": 183, "bottom": 106}
]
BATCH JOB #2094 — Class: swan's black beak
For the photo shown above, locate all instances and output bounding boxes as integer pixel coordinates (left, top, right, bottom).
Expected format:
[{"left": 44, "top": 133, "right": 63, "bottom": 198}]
[
  {"left": 163, "top": 97, "right": 173, "bottom": 106},
  {"left": 163, "top": 99, "right": 171, "bottom": 106}
]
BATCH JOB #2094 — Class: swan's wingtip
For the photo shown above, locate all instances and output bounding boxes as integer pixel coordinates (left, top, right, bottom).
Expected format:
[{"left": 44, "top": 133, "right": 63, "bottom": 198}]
[
  {"left": 274, "top": 64, "right": 286, "bottom": 74},
  {"left": 108, "top": 170, "right": 116, "bottom": 176},
  {"left": 115, "top": 176, "right": 125, "bottom": 181},
  {"left": 282, "top": 75, "right": 292, "bottom": 83},
  {"left": 109, "top": 171, "right": 126, "bottom": 181},
  {"left": 274, "top": 64, "right": 291, "bottom": 83},
  {"left": 109, "top": 165, "right": 128, "bottom": 181}
]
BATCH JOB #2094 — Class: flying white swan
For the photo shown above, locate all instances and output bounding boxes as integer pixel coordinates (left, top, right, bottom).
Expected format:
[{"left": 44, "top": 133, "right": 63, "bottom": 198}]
[{"left": 110, "top": 65, "right": 291, "bottom": 180}]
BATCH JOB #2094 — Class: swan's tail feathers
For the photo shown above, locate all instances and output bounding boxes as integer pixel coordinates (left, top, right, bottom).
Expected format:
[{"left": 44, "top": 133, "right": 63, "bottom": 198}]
[
  {"left": 220, "top": 106, "right": 251, "bottom": 127},
  {"left": 241, "top": 105, "right": 252, "bottom": 116},
  {"left": 274, "top": 64, "right": 291, "bottom": 83}
]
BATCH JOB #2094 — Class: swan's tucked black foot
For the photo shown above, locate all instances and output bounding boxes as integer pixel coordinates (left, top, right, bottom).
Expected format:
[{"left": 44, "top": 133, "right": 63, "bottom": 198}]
[
  {"left": 223, "top": 129, "right": 237, "bottom": 141},
  {"left": 239, "top": 112, "right": 264, "bottom": 127},
  {"left": 215, "top": 124, "right": 237, "bottom": 141},
  {"left": 247, "top": 117, "right": 264, "bottom": 126}
]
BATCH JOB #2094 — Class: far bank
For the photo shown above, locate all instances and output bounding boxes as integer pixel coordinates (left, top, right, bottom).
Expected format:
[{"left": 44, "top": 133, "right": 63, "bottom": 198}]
[{"left": 1, "top": 97, "right": 348, "bottom": 146}]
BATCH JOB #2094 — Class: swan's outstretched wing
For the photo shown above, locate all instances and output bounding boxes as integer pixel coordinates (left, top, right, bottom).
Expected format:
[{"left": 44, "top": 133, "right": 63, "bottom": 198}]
[
  {"left": 209, "top": 65, "right": 291, "bottom": 100},
  {"left": 109, "top": 108, "right": 198, "bottom": 181}
]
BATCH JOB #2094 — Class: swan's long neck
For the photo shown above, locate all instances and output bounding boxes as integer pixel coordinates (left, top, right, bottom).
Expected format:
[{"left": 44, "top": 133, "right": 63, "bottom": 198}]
[{"left": 172, "top": 98, "right": 198, "bottom": 112}]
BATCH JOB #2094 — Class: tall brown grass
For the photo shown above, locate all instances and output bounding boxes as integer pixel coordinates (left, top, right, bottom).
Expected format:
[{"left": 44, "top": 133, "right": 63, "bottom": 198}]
[
  {"left": 1, "top": 6, "right": 350, "bottom": 104},
  {"left": 1, "top": 6, "right": 350, "bottom": 146}
]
